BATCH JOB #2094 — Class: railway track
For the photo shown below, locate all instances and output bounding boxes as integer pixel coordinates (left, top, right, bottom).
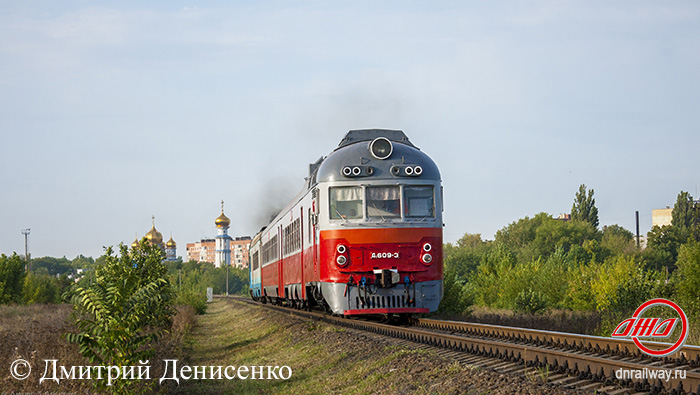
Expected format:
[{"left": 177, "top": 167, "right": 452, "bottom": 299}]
[{"left": 228, "top": 296, "right": 700, "bottom": 394}]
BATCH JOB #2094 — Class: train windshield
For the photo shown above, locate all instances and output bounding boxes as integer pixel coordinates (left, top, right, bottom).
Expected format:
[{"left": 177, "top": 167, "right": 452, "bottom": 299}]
[
  {"left": 366, "top": 186, "right": 401, "bottom": 219},
  {"left": 404, "top": 186, "right": 435, "bottom": 218},
  {"left": 330, "top": 186, "right": 363, "bottom": 219},
  {"left": 329, "top": 185, "right": 436, "bottom": 221}
]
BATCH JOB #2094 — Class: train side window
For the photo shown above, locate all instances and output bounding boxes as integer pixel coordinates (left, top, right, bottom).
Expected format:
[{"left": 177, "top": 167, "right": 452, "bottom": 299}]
[
  {"left": 252, "top": 251, "right": 259, "bottom": 271},
  {"left": 329, "top": 187, "right": 363, "bottom": 219},
  {"left": 366, "top": 186, "right": 401, "bottom": 219},
  {"left": 404, "top": 186, "right": 435, "bottom": 218}
]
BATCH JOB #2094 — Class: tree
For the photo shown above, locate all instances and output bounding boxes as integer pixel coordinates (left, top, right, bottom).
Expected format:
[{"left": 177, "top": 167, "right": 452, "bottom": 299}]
[
  {"left": 672, "top": 191, "right": 700, "bottom": 242},
  {"left": 71, "top": 254, "right": 95, "bottom": 271},
  {"left": 0, "top": 253, "right": 26, "bottom": 304},
  {"left": 672, "top": 191, "right": 694, "bottom": 230},
  {"left": 675, "top": 241, "right": 700, "bottom": 316},
  {"left": 30, "top": 256, "right": 72, "bottom": 275},
  {"left": 66, "top": 241, "right": 174, "bottom": 393},
  {"left": 644, "top": 225, "right": 680, "bottom": 274},
  {"left": 571, "top": 184, "right": 599, "bottom": 228},
  {"left": 495, "top": 213, "right": 551, "bottom": 249},
  {"left": 532, "top": 217, "right": 599, "bottom": 260},
  {"left": 601, "top": 225, "right": 636, "bottom": 257},
  {"left": 23, "top": 273, "right": 60, "bottom": 304}
]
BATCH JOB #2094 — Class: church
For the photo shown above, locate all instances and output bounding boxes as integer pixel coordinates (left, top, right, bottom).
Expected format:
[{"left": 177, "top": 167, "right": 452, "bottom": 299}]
[{"left": 131, "top": 216, "right": 178, "bottom": 262}]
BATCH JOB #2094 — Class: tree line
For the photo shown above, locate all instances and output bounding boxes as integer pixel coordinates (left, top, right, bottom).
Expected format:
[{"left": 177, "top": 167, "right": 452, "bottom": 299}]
[
  {"left": 440, "top": 185, "right": 700, "bottom": 321},
  {"left": 0, "top": 246, "right": 249, "bottom": 308}
]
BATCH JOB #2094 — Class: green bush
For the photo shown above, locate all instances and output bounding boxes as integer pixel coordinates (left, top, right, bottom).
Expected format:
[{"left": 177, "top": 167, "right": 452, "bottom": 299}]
[
  {"left": 675, "top": 241, "right": 700, "bottom": 316},
  {"left": 23, "top": 274, "right": 60, "bottom": 304},
  {"left": 514, "top": 289, "right": 548, "bottom": 314},
  {"left": 438, "top": 269, "right": 475, "bottom": 315},
  {"left": 565, "top": 263, "right": 597, "bottom": 311},
  {"left": 0, "top": 254, "right": 26, "bottom": 304},
  {"left": 591, "top": 255, "right": 653, "bottom": 312},
  {"left": 176, "top": 290, "right": 208, "bottom": 315}
]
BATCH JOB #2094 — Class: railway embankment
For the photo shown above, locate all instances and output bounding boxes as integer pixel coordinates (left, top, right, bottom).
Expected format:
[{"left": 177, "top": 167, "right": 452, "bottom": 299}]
[{"left": 173, "top": 298, "right": 583, "bottom": 394}]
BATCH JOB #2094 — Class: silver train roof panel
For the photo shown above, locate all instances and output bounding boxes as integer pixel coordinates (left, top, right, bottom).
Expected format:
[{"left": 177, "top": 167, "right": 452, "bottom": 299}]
[
  {"left": 316, "top": 131, "right": 440, "bottom": 183},
  {"left": 336, "top": 129, "right": 416, "bottom": 150}
]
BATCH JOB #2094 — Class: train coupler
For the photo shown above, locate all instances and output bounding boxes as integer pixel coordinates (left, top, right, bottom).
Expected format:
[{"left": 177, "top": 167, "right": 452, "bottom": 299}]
[{"left": 373, "top": 268, "right": 400, "bottom": 287}]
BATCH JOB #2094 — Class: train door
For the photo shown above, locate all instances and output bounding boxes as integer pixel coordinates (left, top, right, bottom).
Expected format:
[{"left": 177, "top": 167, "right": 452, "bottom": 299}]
[
  {"left": 277, "top": 225, "right": 283, "bottom": 299},
  {"left": 312, "top": 188, "right": 319, "bottom": 274},
  {"left": 300, "top": 206, "right": 305, "bottom": 299}
]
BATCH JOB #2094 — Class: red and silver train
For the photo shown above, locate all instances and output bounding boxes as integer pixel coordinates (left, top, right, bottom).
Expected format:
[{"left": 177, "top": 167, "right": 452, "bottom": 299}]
[{"left": 249, "top": 129, "right": 443, "bottom": 316}]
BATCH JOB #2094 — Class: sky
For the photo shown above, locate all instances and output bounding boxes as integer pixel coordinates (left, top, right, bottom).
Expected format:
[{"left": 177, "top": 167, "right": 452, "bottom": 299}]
[{"left": 1, "top": 1, "right": 699, "bottom": 259}]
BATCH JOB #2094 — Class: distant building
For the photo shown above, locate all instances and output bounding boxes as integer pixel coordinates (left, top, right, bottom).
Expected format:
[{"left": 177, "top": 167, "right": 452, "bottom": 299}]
[
  {"left": 652, "top": 207, "right": 673, "bottom": 228},
  {"left": 231, "top": 236, "right": 251, "bottom": 268},
  {"left": 186, "top": 237, "right": 251, "bottom": 268},
  {"left": 555, "top": 213, "right": 571, "bottom": 221},
  {"left": 186, "top": 239, "right": 216, "bottom": 263}
]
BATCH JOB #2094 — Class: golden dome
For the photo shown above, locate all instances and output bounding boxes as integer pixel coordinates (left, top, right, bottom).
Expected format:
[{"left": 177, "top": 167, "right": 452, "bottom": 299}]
[
  {"left": 131, "top": 237, "right": 139, "bottom": 249},
  {"left": 145, "top": 216, "right": 163, "bottom": 245},
  {"left": 166, "top": 235, "right": 176, "bottom": 248},
  {"left": 145, "top": 225, "right": 163, "bottom": 244},
  {"left": 215, "top": 200, "right": 230, "bottom": 228},
  {"left": 215, "top": 212, "right": 230, "bottom": 228}
]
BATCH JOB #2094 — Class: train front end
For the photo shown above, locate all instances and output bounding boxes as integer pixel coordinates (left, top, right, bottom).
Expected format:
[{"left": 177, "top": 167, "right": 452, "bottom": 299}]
[{"left": 315, "top": 130, "right": 443, "bottom": 316}]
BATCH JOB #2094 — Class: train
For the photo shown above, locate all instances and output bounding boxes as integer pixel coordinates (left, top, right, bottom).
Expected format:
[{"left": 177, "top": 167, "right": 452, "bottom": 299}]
[{"left": 248, "top": 129, "right": 443, "bottom": 316}]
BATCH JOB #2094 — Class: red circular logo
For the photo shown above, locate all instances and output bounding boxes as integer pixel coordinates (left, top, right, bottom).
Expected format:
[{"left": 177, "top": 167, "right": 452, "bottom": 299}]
[{"left": 630, "top": 299, "right": 687, "bottom": 357}]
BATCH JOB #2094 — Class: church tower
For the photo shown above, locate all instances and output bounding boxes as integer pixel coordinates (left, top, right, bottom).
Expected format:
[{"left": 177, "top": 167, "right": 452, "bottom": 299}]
[
  {"left": 165, "top": 233, "right": 177, "bottom": 262},
  {"left": 214, "top": 200, "right": 232, "bottom": 268},
  {"left": 145, "top": 215, "right": 164, "bottom": 250}
]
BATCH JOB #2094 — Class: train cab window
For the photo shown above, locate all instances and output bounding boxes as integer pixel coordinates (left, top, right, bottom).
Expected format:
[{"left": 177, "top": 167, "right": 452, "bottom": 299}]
[
  {"left": 404, "top": 186, "right": 435, "bottom": 218},
  {"left": 330, "top": 186, "right": 363, "bottom": 220},
  {"left": 366, "top": 186, "right": 401, "bottom": 219}
]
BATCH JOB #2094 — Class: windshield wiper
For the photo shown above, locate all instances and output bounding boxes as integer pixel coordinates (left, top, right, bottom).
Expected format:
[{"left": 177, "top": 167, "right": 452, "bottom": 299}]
[
  {"left": 334, "top": 208, "right": 349, "bottom": 223},
  {"left": 370, "top": 204, "right": 386, "bottom": 221}
]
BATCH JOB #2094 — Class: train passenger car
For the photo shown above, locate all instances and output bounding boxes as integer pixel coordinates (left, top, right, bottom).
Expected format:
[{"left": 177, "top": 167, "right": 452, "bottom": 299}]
[{"left": 249, "top": 129, "right": 443, "bottom": 316}]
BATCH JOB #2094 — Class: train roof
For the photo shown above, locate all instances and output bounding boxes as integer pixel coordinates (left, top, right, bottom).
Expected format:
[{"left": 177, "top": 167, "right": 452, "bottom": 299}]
[
  {"left": 336, "top": 129, "right": 416, "bottom": 150},
  {"left": 315, "top": 129, "right": 440, "bottom": 184}
]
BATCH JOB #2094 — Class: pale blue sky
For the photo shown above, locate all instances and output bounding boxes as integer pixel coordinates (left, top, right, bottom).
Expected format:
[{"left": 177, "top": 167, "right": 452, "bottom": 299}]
[{"left": 1, "top": 1, "right": 699, "bottom": 259}]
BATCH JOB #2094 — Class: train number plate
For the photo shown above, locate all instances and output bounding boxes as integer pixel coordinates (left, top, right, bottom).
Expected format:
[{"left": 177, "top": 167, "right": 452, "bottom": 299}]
[{"left": 370, "top": 252, "right": 399, "bottom": 259}]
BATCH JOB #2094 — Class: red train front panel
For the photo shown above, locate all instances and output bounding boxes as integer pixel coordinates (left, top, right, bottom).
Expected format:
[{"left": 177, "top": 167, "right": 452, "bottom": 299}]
[{"left": 318, "top": 227, "right": 443, "bottom": 315}]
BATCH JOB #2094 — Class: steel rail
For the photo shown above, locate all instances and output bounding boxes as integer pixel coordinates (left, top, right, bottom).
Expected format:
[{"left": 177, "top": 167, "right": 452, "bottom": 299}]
[{"left": 417, "top": 318, "right": 700, "bottom": 365}]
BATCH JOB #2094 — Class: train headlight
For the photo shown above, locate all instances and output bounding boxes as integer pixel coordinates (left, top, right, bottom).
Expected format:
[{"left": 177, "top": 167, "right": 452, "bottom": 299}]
[
  {"left": 369, "top": 137, "right": 393, "bottom": 160},
  {"left": 405, "top": 166, "right": 414, "bottom": 175},
  {"left": 423, "top": 243, "right": 432, "bottom": 252},
  {"left": 342, "top": 166, "right": 352, "bottom": 176},
  {"left": 414, "top": 166, "right": 423, "bottom": 175},
  {"left": 336, "top": 255, "right": 347, "bottom": 266},
  {"left": 336, "top": 244, "right": 346, "bottom": 254},
  {"left": 352, "top": 166, "right": 361, "bottom": 176},
  {"left": 422, "top": 254, "right": 433, "bottom": 264}
]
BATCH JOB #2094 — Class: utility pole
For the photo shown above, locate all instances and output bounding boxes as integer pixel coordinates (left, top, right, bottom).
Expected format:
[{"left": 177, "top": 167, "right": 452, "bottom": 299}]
[
  {"left": 21, "top": 228, "right": 30, "bottom": 272},
  {"left": 635, "top": 211, "right": 640, "bottom": 249}
]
